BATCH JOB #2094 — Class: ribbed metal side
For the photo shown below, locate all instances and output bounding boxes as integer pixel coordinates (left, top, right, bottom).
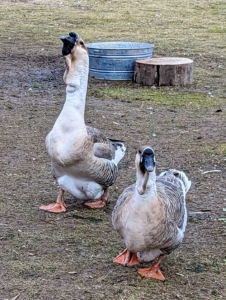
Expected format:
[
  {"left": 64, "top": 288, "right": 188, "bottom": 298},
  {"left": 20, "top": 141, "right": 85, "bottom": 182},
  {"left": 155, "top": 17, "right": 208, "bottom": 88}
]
[{"left": 86, "top": 42, "right": 154, "bottom": 80}]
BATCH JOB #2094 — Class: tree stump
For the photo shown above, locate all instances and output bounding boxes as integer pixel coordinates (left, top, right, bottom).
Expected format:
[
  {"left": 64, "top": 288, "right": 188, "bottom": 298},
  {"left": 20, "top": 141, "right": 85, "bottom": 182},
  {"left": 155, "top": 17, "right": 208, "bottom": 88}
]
[{"left": 134, "top": 57, "right": 193, "bottom": 86}]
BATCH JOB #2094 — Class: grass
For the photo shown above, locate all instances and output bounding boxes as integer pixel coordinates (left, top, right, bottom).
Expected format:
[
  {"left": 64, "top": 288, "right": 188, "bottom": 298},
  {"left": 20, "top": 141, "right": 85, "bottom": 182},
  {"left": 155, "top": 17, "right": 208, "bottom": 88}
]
[
  {"left": 1, "top": 0, "right": 226, "bottom": 56},
  {"left": 88, "top": 83, "right": 224, "bottom": 108},
  {"left": 202, "top": 143, "right": 226, "bottom": 157}
]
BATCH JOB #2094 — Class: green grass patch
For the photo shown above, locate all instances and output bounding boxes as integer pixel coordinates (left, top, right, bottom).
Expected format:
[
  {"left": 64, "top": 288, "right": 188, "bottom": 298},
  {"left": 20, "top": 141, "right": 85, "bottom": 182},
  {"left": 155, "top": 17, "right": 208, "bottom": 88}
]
[
  {"left": 207, "top": 28, "right": 226, "bottom": 34},
  {"left": 33, "top": 83, "right": 43, "bottom": 89},
  {"left": 88, "top": 84, "right": 223, "bottom": 108},
  {"left": 202, "top": 143, "right": 226, "bottom": 157}
]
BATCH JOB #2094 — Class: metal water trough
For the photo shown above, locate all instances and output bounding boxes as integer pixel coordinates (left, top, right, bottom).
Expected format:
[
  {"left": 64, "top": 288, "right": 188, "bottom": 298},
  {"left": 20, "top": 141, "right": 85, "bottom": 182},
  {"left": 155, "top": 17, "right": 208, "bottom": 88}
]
[{"left": 86, "top": 42, "right": 154, "bottom": 80}]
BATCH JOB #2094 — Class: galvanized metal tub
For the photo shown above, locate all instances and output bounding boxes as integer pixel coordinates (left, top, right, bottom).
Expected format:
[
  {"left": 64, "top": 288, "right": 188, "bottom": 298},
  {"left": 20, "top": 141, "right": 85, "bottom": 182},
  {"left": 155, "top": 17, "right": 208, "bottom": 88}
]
[{"left": 86, "top": 42, "right": 154, "bottom": 80}]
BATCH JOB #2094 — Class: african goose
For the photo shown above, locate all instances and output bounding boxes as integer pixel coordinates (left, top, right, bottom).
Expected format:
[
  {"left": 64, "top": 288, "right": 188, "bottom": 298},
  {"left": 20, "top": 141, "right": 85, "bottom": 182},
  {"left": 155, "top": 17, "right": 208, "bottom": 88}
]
[
  {"left": 40, "top": 32, "right": 126, "bottom": 213},
  {"left": 112, "top": 146, "right": 191, "bottom": 281}
]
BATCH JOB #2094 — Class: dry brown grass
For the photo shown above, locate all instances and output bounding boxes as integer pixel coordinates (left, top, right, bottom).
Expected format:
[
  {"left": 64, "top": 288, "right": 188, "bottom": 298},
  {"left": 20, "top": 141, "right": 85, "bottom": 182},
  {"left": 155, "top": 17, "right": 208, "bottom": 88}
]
[{"left": 0, "top": 0, "right": 226, "bottom": 299}]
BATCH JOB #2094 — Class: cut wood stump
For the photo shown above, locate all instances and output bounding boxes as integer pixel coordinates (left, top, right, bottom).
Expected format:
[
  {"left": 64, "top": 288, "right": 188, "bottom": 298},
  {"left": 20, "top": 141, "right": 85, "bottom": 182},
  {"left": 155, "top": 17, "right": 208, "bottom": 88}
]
[{"left": 134, "top": 57, "right": 193, "bottom": 86}]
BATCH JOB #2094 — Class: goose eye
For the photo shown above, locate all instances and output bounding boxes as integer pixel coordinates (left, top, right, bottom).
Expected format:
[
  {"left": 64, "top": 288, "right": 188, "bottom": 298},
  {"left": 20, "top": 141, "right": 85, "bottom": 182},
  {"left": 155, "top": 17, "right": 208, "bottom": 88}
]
[{"left": 80, "top": 41, "right": 84, "bottom": 45}]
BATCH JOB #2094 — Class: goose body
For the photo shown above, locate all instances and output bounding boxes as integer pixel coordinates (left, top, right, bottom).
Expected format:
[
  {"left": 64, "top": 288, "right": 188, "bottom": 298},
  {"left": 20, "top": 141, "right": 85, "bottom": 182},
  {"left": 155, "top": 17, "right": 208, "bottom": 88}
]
[
  {"left": 40, "top": 32, "right": 126, "bottom": 213},
  {"left": 112, "top": 146, "right": 191, "bottom": 280}
]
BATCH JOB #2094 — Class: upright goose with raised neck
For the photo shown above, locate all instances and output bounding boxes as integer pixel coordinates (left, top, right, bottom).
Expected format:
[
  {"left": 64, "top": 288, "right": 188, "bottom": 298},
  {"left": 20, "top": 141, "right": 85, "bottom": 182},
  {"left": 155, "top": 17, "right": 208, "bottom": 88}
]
[
  {"left": 40, "top": 32, "right": 126, "bottom": 213},
  {"left": 112, "top": 146, "right": 191, "bottom": 281}
]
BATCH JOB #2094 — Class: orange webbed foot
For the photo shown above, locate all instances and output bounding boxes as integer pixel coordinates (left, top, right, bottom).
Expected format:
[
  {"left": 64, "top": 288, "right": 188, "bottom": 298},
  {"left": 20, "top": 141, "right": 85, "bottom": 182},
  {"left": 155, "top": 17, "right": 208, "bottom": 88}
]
[
  {"left": 138, "top": 266, "right": 165, "bottom": 281},
  {"left": 84, "top": 200, "right": 106, "bottom": 209},
  {"left": 40, "top": 188, "right": 66, "bottom": 213},
  {"left": 113, "top": 248, "right": 140, "bottom": 266},
  {"left": 85, "top": 188, "right": 109, "bottom": 209},
  {"left": 39, "top": 201, "right": 66, "bottom": 213},
  {"left": 138, "top": 256, "right": 165, "bottom": 281}
]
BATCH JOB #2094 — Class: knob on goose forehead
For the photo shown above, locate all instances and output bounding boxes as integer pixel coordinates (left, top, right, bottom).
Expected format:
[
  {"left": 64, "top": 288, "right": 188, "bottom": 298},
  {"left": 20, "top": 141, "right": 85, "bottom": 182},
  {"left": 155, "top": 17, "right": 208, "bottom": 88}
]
[
  {"left": 60, "top": 32, "right": 79, "bottom": 56},
  {"left": 69, "top": 32, "right": 79, "bottom": 39},
  {"left": 142, "top": 147, "right": 154, "bottom": 156}
]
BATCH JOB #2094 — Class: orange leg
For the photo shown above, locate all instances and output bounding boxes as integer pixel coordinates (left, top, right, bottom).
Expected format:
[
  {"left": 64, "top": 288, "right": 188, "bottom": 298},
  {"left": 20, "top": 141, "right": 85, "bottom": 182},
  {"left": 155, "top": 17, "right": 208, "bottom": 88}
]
[
  {"left": 84, "top": 188, "right": 109, "bottom": 209},
  {"left": 113, "top": 248, "right": 140, "bottom": 266},
  {"left": 39, "top": 189, "right": 66, "bottom": 213},
  {"left": 138, "top": 256, "right": 165, "bottom": 281}
]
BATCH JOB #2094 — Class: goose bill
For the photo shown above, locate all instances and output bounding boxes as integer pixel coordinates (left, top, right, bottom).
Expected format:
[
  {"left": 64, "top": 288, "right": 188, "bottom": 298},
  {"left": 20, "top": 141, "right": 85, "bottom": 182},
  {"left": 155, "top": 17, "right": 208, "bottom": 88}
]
[
  {"left": 142, "top": 155, "right": 155, "bottom": 172},
  {"left": 60, "top": 34, "right": 78, "bottom": 56}
]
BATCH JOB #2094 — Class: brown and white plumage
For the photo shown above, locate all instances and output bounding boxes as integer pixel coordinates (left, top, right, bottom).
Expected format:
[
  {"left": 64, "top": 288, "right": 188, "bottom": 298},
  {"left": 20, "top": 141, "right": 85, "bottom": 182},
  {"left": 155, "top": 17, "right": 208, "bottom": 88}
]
[
  {"left": 112, "top": 146, "right": 191, "bottom": 280},
  {"left": 40, "top": 32, "right": 126, "bottom": 213}
]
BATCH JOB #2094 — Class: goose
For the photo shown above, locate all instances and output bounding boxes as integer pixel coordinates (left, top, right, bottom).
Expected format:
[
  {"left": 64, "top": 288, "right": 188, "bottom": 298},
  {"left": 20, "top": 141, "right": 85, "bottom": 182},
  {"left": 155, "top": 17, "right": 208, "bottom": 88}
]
[
  {"left": 40, "top": 32, "right": 126, "bottom": 213},
  {"left": 112, "top": 146, "right": 191, "bottom": 281}
]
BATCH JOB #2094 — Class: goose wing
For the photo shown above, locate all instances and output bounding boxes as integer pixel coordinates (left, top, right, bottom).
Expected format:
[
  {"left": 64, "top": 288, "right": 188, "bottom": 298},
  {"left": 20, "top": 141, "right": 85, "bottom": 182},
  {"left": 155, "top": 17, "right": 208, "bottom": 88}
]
[
  {"left": 156, "top": 173, "right": 186, "bottom": 230},
  {"left": 154, "top": 171, "right": 188, "bottom": 254},
  {"left": 112, "top": 184, "right": 135, "bottom": 213},
  {"left": 86, "top": 126, "right": 123, "bottom": 160},
  {"left": 112, "top": 184, "right": 135, "bottom": 234}
]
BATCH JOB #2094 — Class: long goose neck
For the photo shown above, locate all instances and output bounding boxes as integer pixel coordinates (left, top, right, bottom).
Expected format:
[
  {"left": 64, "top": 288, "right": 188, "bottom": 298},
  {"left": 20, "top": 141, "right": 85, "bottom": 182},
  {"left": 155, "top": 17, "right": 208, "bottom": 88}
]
[
  {"left": 63, "top": 58, "right": 89, "bottom": 116},
  {"left": 136, "top": 170, "right": 157, "bottom": 197}
]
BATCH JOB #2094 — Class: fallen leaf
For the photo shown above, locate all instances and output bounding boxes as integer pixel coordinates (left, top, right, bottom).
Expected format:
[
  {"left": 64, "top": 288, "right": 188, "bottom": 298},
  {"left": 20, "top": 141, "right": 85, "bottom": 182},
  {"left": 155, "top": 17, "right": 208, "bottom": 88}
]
[{"left": 218, "top": 218, "right": 226, "bottom": 222}]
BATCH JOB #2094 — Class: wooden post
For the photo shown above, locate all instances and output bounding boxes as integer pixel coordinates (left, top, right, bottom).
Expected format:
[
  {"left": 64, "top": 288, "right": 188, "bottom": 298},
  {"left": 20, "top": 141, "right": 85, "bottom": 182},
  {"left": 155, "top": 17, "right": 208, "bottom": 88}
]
[{"left": 134, "top": 57, "right": 193, "bottom": 86}]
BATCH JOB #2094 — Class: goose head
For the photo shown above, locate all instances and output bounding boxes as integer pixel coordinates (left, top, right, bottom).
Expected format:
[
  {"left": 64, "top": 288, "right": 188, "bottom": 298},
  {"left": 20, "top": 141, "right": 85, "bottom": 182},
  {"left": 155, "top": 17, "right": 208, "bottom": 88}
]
[
  {"left": 60, "top": 32, "right": 89, "bottom": 87},
  {"left": 136, "top": 146, "right": 155, "bottom": 173},
  {"left": 135, "top": 146, "right": 156, "bottom": 195}
]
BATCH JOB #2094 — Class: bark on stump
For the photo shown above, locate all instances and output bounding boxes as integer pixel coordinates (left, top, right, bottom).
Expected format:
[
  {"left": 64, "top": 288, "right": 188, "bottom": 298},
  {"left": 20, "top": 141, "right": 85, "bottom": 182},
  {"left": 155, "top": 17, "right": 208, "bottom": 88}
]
[{"left": 134, "top": 57, "right": 193, "bottom": 86}]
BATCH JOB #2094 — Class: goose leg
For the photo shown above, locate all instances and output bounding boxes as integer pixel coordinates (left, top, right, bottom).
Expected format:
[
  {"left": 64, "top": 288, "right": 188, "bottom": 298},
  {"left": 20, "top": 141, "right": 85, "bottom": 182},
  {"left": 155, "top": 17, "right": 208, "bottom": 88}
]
[
  {"left": 138, "top": 256, "right": 165, "bottom": 281},
  {"left": 113, "top": 248, "right": 140, "bottom": 266},
  {"left": 39, "top": 189, "right": 66, "bottom": 213},
  {"left": 84, "top": 187, "right": 109, "bottom": 209}
]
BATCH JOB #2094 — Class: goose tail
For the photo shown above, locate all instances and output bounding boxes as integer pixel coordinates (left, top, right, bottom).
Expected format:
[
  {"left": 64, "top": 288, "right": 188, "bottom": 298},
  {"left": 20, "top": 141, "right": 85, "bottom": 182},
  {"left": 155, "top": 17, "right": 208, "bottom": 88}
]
[
  {"left": 159, "top": 169, "right": 191, "bottom": 194},
  {"left": 112, "top": 142, "right": 126, "bottom": 166},
  {"left": 174, "top": 170, "right": 191, "bottom": 194}
]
